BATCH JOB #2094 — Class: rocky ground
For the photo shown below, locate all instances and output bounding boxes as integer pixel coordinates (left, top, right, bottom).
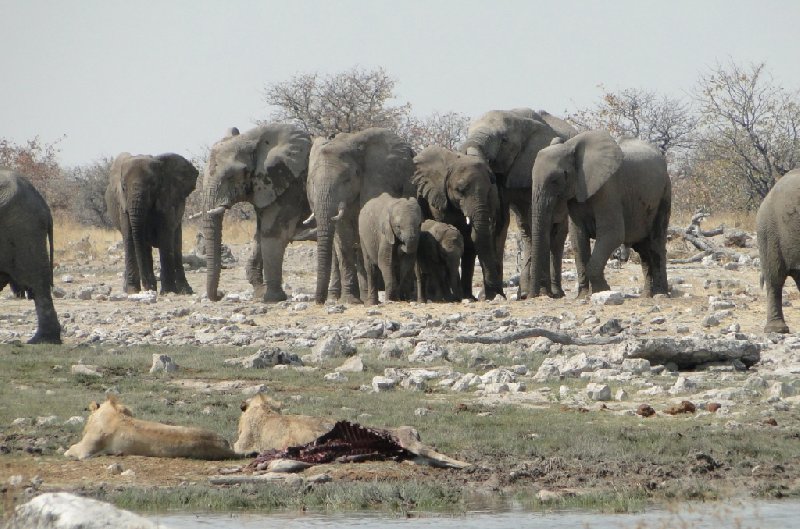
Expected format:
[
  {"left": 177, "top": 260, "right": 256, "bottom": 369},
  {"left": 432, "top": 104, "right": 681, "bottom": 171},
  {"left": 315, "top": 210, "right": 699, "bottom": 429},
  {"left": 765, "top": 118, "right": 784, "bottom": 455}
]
[{"left": 2, "top": 223, "right": 800, "bottom": 509}]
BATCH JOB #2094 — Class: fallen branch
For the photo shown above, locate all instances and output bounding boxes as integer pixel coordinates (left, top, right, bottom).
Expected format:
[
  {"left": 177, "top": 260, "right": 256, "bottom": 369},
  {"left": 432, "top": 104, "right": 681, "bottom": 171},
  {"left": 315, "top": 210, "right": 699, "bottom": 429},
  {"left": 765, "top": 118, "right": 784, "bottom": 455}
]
[
  {"left": 454, "top": 328, "right": 623, "bottom": 346},
  {"left": 669, "top": 251, "right": 711, "bottom": 264}
]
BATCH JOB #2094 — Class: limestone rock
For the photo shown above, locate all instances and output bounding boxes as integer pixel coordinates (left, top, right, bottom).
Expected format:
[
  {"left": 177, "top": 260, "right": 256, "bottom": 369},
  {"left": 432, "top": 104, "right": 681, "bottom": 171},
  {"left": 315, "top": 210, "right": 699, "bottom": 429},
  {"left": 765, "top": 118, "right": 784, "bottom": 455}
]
[
  {"left": 335, "top": 355, "right": 364, "bottom": 373},
  {"left": 311, "top": 332, "right": 356, "bottom": 361},
  {"left": 586, "top": 383, "right": 611, "bottom": 401},
  {"left": 408, "top": 341, "right": 448, "bottom": 363},
  {"left": 591, "top": 291, "right": 624, "bottom": 306},
  {"left": 5, "top": 492, "right": 160, "bottom": 529},
  {"left": 224, "top": 347, "right": 301, "bottom": 369},
  {"left": 620, "top": 337, "right": 760, "bottom": 369},
  {"left": 372, "top": 376, "right": 396, "bottom": 392},
  {"left": 149, "top": 354, "right": 178, "bottom": 374}
]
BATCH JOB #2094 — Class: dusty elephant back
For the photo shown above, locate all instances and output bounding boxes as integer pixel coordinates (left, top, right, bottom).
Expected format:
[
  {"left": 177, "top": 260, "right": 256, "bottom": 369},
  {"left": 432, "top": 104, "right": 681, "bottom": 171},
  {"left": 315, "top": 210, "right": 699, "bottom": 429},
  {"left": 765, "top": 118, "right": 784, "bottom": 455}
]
[{"left": 757, "top": 169, "right": 800, "bottom": 270}]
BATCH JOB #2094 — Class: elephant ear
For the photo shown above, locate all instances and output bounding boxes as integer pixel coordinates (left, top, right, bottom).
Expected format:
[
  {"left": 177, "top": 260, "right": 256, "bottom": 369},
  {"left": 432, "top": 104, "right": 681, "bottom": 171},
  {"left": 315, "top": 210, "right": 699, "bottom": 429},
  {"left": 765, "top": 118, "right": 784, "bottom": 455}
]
[
  {"left": 156, "top": 153, "right": 199, "bottom": 200},
  {"left": 381, "top": 200, "right": 397, "bottom": 245},
  {"left": 568, "top": 130, "right": 623, "bottom": 203},
  {"left": 412, "top": 146, "right": 450, "bottom": 212},
  {"left": 252, "top": 125, "right": 312, "bottom": 209},
  {"left": 358, "top": 128, "right": 414, "bottom": 202},
  {"left": 538, "top": 110, "right": 579, "bottom": 140}
]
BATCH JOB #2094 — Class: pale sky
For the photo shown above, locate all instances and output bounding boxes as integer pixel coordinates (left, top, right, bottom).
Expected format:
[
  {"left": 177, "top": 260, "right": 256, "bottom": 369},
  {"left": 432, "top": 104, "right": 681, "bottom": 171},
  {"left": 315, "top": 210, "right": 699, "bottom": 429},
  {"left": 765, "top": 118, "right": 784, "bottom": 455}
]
[{"left": 3, "top": 0, "right": 798, "bottom": 166}]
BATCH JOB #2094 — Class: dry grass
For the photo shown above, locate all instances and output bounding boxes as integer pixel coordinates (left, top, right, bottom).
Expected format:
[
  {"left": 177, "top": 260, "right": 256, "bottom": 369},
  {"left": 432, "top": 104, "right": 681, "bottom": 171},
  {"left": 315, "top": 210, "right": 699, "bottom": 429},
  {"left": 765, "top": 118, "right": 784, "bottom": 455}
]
[
  {"left": 52, "top": 216, "right": 256, "bottom": 262},
  {"left": 670, "top": 210, "right": 757, "bottom": 232}
]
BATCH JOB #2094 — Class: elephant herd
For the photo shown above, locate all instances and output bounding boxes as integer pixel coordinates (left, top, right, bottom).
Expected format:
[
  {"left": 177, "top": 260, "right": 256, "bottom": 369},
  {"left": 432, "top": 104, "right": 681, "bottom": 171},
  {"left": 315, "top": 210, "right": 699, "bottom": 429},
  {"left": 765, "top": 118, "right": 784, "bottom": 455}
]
[{"left": 2, "top": 109, "right": 800, "bottom": 345}]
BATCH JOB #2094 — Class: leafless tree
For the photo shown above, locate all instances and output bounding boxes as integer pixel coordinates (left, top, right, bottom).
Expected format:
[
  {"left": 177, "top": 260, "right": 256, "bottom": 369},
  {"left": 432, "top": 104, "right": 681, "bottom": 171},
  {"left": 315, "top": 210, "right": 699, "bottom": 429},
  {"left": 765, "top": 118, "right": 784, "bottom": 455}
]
[
  {"left": 0, "top": 136, "right": 65, "bottom": 210},
  {"left": 569, "top": 86, "right": 699, "bottom": 160},
  {"left": 695, "top": 60, "right": 800, "bottom": 204},
  {"left": 62, "top": 157, "right": 114, "bottom": 227},
  {"left": 398, "top": 111, "right": 471, "bottom": 152},
  {"left": 262, "top": 67, "right": 411, "bottom": 137}
]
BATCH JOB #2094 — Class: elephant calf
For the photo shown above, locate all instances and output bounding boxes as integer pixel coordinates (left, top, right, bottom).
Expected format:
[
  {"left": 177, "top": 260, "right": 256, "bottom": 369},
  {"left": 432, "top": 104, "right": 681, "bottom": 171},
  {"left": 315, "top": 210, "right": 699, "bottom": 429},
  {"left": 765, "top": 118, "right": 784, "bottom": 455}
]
[
  {"left": 358, "top": 194, "right": 423, "bottom": 305},
  {"left": 0, "top": 169, "right": 61, "bottom": 343},
  {"left": 757, "top": 168, "right": 800, "bottom": 333},
  {"left": 416, "top": 220, "right": 464, "bottom": 302}
]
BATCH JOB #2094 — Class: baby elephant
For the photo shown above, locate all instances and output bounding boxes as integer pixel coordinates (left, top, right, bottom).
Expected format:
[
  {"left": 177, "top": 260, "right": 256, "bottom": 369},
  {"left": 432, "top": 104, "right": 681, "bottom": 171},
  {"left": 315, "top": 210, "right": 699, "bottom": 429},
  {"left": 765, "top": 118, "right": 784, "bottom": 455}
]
[
  {"left": 757, "top": 169, "right": 800, "bottom": 333},
  {"left": 359, "top": 194, "right": 422, "bottom": 304},
  {"left": 416, "top": 220, "right": 464, "bottom": 302}
]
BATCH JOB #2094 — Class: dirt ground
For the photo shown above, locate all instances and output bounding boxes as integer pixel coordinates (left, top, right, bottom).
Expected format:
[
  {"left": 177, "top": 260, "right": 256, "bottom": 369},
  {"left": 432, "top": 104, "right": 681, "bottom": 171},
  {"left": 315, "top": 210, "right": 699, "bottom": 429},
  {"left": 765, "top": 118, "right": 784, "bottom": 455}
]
[{"left": 2, "top": 221, "right": 800, "bottom": 509}]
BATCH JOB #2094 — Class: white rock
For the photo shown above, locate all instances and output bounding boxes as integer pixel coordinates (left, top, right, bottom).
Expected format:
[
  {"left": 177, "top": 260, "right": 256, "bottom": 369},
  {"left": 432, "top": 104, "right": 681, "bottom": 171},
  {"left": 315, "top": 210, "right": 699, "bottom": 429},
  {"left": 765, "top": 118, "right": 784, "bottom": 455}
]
[
  {"left": 591, "top": 291, "right": 624, "bottom": 306},
  {"left": 324, "top": 371, "right": 348, "bottom": 382},
  {"left": 36, "top": 415, "right": 58, "bottom": 426},
  {"left": 400, "top": 375, "right": 427, "bottom": 391},
  {"left": 77, "top": 287, "right": 93, "bottom": 300},
  {"left": 559, "top": 385, "right": 570, "bottom": 398},
  {"left": 127, "top": 291, "right": 157, "bottom": 304},
  {"left": 671, "top": 376, "right": 697, "bottom": 393},
  {"left": 615, "top": 389, "right": 629, "bottom": 401},
  {"left": 61, "top": 275, "right": 74, "bottom": 284},
  {"left": 408, "top": 341, "right": 448, "bottom": 363},
  {"left": 371, "top": 376, "right": 396, "bottom": 392},
  {"left": 64, "top": 416, "right": 85, "bottom": 426},
  {"left": 586, "top": 383, "right": 612, "bottom": 401},
  {"left": 335, "top": 356, "right": 364, "bottom": 373},
  {"left": 5, "top": 492, "right": 160, "bottom": 529},
  {"left": 149, "top": 354, "right": 177, "bottom": 374},
  {"left": 11, "top": 418, "right": 30, "bottom": 427},
  {"left": 311, "top": 332, "right": 356, "bottom": 360},
  {"left": 621, "top": 358, "right": 651, "bottom": 375}
]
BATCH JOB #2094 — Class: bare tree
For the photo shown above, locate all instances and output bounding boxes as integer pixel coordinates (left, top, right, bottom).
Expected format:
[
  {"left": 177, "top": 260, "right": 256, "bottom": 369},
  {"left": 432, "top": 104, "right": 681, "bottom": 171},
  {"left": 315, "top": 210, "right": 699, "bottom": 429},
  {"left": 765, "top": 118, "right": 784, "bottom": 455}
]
[
  {"left": 569, "top": 86, "right": 699, "bottom": 159},
  {"left": 0, "top": 136, "right": 65, "bottom": 210},
  {"left": 262, "top": 67, "right": 411, "bottom": 137},
  {"left": 62, "top": 157, "right": 114, "bottom": 227},
  {"left": 398, "top": 111, "right": 471, "bottom": 152},
  {"left": 695, "top": 60, "right": 800, "bottom": 204}
]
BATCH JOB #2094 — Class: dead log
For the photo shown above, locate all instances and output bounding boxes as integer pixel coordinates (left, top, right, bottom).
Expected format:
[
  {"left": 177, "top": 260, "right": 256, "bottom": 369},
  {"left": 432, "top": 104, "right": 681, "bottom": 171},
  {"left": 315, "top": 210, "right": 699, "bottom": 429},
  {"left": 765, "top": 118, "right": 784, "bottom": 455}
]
[
  {"left": 454, "top": 328, "right": 623, "bottom": 346},
  {"left": 669, "top": 251, "right": 711, "bottom": 264}
]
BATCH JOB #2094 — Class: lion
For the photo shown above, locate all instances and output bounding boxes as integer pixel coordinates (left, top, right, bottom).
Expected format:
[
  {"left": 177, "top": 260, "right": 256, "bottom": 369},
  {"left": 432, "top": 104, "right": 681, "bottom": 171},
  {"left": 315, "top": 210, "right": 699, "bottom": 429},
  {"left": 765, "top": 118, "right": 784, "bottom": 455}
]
[
  {"left": 234, "top": 393, "right": 333, "bottom": 455},
  {"left": 64, "top": 396, "right": 235, "bottom": 460},
  {"left": 235, "top": 393, "right": 470, "bottom": 469}
]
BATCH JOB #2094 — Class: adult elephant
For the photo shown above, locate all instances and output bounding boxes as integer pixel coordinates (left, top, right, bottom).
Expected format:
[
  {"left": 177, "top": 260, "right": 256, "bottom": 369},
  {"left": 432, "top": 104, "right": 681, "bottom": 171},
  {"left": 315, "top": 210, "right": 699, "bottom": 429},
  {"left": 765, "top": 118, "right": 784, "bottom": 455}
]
[
  {"left": 463, "top": 108, "right": 577, "bottom": 298},
  {"left": 106, "top": 152, "right": 198, "bottom": 294},
  {"left": 412, "top": 145, "right": 503, "bottom": 299},
  {"left": 0, "top": 169, "right": 61, "bottom": 343},
  {"left": 203, "top": 124, "right": 311, "bottom": 302},
  {"left": 529, "top": 131, "right": 671, "bottom": 298},
  {"left": 756, "top": 168, "right": 800, "bottom": 333},
  {"left": 307, "top": 128, "right": 414, "bottom": 305}
]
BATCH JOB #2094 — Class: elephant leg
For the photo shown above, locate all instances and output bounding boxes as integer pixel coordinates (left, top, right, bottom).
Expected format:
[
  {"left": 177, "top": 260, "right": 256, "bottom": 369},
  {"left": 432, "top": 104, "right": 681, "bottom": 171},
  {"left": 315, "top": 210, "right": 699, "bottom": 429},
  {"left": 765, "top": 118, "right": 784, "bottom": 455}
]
[
  {"left": 328, "top": 249, "right": 342, "bottom": 300},
  {"left": 378, "top": 243, "right": 396, "bottom": 301},
  {"left": 764, "top": 272, "right": 789, "bottom": 333},
  {"left": 364, "top": 256, "right": 380, "bottom": 306},
  {"left": 29, "top": 284, "right": 61, "bottom": 344},
  {"left": 171, "top": 224, "right": 192, "bottom": 294},
  {"left": 586, "top": 233, "right": 619, "bottom": 294},
  {"left": 121, "top": 224, "right": 141, "bottom": 293},
  {"left": 510, "top": 200, "right": 532, "bottom": 299},
  {"left": 157, "top": 229, "right": 179, "bottom": 294},
  {"left": 259, "top": 235, "right": 290, "bottom": 302},
  {"left": 334, "top": 222, "right": 363, "bottom": 304},
  {"left": 549, "top": 220, "right": 568, "bottom": 298},
  {"left": 460, "top": 246, "right": 477, "bottom": 300},
  {"left": 246, "top": 217, "right": 265, "bottom": 296},
  {"left": 139, "top": 244, "right": 157, "bottom": 292},
  {"left": 570, "top": 220, "right": 592, "bottom": 297},
  {"left": 632, "top": 240, "right": 654, "bottom": 296}
]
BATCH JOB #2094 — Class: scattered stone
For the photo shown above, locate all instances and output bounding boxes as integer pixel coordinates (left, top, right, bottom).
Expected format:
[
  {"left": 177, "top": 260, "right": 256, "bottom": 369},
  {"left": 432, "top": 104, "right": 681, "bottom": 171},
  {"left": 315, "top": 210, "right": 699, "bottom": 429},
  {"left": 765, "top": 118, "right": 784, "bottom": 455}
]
[
  {"left": 4, "top": 492, "right": 160, "bottom": 529},
  {"left": 61, "top": 275, "right": 74, "bottom": 284},
  {"left": 379, "top": 339, "right": 411, "bottom": 359},
  {"left": 326, "top": 304, "right": 346, "bottom": 314},
  {"left": 335, "top": 356, "right": 364, "bottom": 373},
  {"left": 224, "top": 347, "right": 301, "bottom": 369},
  {"left": 671, "top": 376, "right": 696, "bottom": 393},
  {"left": 724, "top": 229, "right": 752, "bottom": 248},
  {"left": 64, "top": 416, "right": 85, "bottom": 426},
  {"left": 615, "top": 389, "right": 628, "bottom": 401},
  {"left": 636, "top": 404, "right": 656, "bottom": 417},
  {"left": 149, "top": 354, "right": 178, "bottom": 374},
  {"left": 408, "top": 341, "right": 448, "bottom": 363},
  {"left": 621, "top": 358, "right": 651, "bottom": 375},
  {"left": 52, "top": 286, "right": 67, "bottom": 298},
  {"left": 371, "top": 376, "right": 396, "bottom": 392},
  {"left": 664, "top": 400, "right": 697, "bottom": 415},
  {"left": 36, "top": 415, "right": 58, "bottom": 426},
  {"left": 128, "top": 291, "right": 157, "bottom": 304},
  {"left": 620, "top": 337, "right": 760, "bottom": 369},
  {"left": 311, "top": 333, "right": 356, "bottom": 360},
  {"left": 323, "top": 372, "right": 348, "bottom": 382},
  {"left": 591, "top": 291, "right": 624, "bottom": 306},
  {"left": 120, "top": 469, "right": 135, "bottom": 477},
  {"left": 586, "top": 383, "right": 611, "bottom": 401},
  {"left": 77, "top": 287, "right": 93, "bottom": 300},
  {"left": 266, "top": 459, "right": 313, "bottom": 473},
  {"left": 107, "top": 463, "right": 123, "bottom": 475},
  {"left": 598, "top": 318, "right": 623, "bottom": 335},
  {"left": 71, "top": 364, "right": 102, "bottom": 377}
]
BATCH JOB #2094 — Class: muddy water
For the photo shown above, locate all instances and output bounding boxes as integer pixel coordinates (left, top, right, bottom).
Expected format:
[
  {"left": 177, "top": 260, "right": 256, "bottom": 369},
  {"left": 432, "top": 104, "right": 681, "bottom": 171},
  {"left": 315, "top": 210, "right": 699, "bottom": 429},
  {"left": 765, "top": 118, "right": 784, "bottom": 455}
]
[{"left": 150, "top": 500, "right": 799, "bottom": 528}]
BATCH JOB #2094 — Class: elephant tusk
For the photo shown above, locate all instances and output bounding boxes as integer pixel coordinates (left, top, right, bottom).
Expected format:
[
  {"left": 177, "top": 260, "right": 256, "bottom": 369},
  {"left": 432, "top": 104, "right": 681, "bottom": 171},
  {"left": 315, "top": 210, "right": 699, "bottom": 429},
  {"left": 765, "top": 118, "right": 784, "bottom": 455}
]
[
  {"left": 331, "top": 202, "right": 346, "bottom": 221},
  {"left": 465, "top": 216, "right": 471, "bottom": 226},
  {"left": 302, "top": 212, "right": 315, "bottom": 225},
  {"left": 188, "top": 206, "right": 226, "bottom": 220},
  {"left": 465, "top": 146, "right": 483, "bottom": 158}
]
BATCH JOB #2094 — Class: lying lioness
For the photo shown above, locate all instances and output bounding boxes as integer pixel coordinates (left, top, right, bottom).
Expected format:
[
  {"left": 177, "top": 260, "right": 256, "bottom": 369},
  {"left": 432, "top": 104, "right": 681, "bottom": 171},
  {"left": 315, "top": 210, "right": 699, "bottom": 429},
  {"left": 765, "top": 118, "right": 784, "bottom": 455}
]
[
  {"left": 235, "top": 393, "right": 470, "bottom": 469},
  {"left": 64, "top": 397, "right": 235, "bottom": 460},
  {"left": 234, "top": 393, "right": 333, "bottom": 455}
]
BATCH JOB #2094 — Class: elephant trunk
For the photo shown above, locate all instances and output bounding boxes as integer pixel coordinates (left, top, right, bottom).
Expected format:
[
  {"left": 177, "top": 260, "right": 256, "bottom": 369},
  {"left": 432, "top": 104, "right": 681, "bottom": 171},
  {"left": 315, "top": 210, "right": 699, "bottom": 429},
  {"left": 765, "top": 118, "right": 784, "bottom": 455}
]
[
  {"left": 467, "top": 204, "right": 502, "bottom": 299},
  {"left": 128, "top": 189, "right": 153, "bottom": 291},
  {"left": 204, "top": 210, "right": 224, "bottom": 301},
  {"left": 530, "top": 193, "right": 554, "bottom": 298},
  {"left": 313, "top": 193, "right": 339, "bottom": 305}
]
